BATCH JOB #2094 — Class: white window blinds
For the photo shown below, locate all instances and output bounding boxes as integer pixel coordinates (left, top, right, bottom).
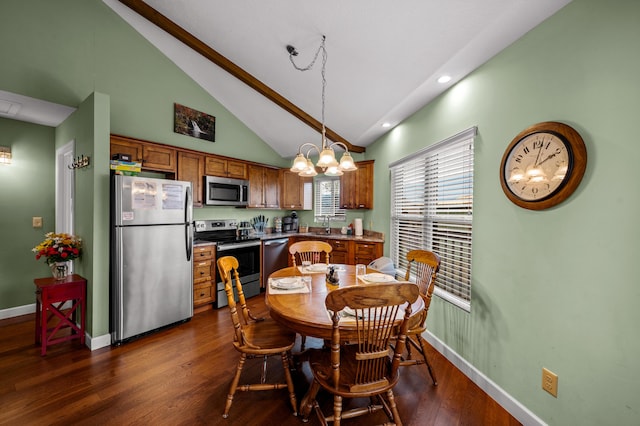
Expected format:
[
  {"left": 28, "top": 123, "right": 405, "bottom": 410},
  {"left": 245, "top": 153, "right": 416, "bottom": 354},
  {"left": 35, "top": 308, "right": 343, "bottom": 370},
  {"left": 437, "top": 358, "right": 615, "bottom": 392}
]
[
  {"left": 390, "top": 127, "right": 475, "bottom": 311},
  {"left": 314, "top": 177, "right": 346, "bottom": 221}
]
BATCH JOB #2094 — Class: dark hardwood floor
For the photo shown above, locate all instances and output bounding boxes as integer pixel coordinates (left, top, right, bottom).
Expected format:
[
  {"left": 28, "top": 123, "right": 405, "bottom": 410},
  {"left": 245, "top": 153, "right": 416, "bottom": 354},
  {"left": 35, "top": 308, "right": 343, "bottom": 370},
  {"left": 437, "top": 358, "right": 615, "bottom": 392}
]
[{"left": 0, "top": 294, "right": 521, "bottom": 425}]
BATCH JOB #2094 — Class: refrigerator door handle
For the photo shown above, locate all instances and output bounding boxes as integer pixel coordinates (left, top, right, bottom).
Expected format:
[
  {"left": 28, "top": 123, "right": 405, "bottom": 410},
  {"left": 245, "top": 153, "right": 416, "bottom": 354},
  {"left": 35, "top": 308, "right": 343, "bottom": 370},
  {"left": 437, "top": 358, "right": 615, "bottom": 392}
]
[
  {"left": 185, "top": 185, "right": 193, "bottom": 261},
  {"left": 185, "top": 184, "right": 193, "bottom": 224},
  {"left": 186, "top": 223, "right": 193, "bottom": 261}
]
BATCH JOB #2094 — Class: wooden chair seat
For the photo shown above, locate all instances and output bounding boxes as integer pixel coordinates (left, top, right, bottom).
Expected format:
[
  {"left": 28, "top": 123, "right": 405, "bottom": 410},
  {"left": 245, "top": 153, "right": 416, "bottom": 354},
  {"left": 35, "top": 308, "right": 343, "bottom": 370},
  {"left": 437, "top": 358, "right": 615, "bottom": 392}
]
[{"left": 236, "top": 319, "right": 296, "bottom": 353}]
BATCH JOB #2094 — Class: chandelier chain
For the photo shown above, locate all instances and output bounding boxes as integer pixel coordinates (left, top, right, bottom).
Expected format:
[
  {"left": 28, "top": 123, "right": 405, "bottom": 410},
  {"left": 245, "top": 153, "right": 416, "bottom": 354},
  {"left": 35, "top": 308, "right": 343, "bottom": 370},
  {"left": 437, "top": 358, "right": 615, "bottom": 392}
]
[{"left": 288, "top": 35, "right": 327, "bottom": 143}]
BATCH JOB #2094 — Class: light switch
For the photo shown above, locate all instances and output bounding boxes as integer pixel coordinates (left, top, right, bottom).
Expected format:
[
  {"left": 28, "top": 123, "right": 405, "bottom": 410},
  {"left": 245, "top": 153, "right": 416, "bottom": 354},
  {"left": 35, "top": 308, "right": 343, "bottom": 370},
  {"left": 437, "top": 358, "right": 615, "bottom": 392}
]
[{"left": 33, "top": 217, "right": 43, "bottom": 228}]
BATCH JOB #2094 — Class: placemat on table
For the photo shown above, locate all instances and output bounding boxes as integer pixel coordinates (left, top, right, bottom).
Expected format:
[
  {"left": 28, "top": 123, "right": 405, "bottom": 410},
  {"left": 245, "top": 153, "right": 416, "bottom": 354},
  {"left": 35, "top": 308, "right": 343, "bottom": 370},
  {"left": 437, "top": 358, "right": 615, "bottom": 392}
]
[{"left": 269, "top": 277, "right": 310, "bottom": 294}]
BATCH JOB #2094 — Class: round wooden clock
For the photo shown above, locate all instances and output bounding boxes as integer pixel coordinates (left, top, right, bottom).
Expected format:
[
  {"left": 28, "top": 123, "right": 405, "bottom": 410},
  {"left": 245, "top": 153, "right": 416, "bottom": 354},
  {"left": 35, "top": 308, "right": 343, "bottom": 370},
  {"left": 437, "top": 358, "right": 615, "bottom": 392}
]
[{"left": 500, "top": 121, "right": 587, "bottom": 210}]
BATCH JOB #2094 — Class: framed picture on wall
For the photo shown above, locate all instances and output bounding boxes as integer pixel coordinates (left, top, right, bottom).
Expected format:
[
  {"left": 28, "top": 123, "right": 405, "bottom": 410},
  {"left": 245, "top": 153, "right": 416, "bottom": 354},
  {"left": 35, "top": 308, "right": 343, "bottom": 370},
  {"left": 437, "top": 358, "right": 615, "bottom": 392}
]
[{"left": 174, "top": 103, "right": 216, "bottom": 142}]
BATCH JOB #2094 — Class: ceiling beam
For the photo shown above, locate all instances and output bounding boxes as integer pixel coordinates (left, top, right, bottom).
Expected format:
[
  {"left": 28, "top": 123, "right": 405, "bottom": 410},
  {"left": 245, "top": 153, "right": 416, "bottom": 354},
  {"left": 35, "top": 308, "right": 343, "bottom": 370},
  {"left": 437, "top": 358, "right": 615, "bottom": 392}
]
[{"left": 117, "top": 0, "right": 365, "bottom": 154}]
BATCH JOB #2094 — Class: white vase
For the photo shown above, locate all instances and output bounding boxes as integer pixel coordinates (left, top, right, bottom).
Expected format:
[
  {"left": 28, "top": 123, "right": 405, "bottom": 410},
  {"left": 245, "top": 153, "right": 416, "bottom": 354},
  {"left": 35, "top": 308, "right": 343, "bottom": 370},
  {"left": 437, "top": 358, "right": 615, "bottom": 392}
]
[{"left": 50, "top": 262, "right": 70, "bottom": 280}]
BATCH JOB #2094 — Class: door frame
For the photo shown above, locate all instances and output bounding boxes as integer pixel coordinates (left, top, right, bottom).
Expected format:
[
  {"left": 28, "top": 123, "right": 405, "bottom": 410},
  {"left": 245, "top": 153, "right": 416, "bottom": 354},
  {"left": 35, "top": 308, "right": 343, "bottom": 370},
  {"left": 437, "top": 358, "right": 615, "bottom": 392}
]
[{"left": 55, "top": 139, "right": 75, "bottom": 235}]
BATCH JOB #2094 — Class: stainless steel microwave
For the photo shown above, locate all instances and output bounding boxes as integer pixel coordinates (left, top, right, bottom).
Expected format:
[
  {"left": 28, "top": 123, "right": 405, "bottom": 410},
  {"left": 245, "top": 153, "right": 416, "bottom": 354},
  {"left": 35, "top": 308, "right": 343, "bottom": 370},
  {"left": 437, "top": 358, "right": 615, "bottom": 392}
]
[{"left": 204, "top": 176, "right": 249, "bottom": 206}]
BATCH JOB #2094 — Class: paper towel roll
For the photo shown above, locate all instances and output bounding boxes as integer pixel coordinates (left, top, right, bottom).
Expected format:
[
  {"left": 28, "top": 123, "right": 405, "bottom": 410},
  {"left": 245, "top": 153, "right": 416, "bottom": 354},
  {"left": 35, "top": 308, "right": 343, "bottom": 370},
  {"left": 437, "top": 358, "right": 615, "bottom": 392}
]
[{"left": 354, "top": 218, "right": 363, "bottom": 236}]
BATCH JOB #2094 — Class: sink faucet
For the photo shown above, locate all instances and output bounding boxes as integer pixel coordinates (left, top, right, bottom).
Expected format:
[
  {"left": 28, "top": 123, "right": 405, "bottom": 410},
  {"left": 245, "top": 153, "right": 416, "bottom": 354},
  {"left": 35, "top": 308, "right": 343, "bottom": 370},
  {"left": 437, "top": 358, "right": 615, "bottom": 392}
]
[{"left": 323, "top": 215, "right": 331, "bottom": 234}]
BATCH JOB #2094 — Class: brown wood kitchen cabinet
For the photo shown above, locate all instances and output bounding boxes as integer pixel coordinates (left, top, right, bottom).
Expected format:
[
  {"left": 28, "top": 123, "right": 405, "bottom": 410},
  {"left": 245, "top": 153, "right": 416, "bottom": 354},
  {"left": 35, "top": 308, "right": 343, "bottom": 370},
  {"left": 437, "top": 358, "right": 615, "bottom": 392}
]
[
  {"left": 177, "top": 151, "right": 204, "bottom": 207},
  {"left": 248, "top": 165, "right": 280, "bottom": 208},
  {"left": 193, "top": 244, "right": 216, "bottom": 311},
  {"left": 110, "top": 135, "right": 176, "bottom": 173},
  {"left": 328, "top": 239, "right": 350, "bottom": 264},
  {"left": 280, "top": 169, "right": 312, "bottom": 210},
  {"left": 205, "top": 155, "right": 247, "bottom": 179},
  {"left": 353, "top": 240, "right": 383, "bottom": 265},
  {"left": 340, "top": 160, "right": 374, "bottom": 209},
  {"left": 288, "top": 235, "right": 382, "bottom": 266}
]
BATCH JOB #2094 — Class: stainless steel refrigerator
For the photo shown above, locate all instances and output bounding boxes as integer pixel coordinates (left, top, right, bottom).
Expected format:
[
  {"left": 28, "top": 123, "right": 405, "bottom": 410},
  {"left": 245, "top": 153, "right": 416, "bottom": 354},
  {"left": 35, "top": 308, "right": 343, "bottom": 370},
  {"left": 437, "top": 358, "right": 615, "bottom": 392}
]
[{"left": 111, "top": 175, "right": 193, "bottom": 344}]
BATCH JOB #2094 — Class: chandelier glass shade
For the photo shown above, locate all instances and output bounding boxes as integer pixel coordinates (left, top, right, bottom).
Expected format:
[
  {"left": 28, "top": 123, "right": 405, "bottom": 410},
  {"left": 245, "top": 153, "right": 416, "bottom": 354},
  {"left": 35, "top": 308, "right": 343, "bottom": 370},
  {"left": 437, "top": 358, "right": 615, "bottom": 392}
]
[{"left": 287, "top": 36, "right": 357, "bottom": 177}]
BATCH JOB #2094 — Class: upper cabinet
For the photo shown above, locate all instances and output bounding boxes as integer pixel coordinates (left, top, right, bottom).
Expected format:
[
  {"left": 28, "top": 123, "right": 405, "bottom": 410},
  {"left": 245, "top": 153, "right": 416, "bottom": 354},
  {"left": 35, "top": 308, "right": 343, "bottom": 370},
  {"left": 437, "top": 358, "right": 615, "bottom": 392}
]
[
  {"left": 248, "top": 165, "right": 280, "bottom": 209},
  {"left": 340, "top": 160, "right": 374, "bottom": 209},
  {"left": 177, "top": 151, "right": 205, "bottom": 207},
  {"left": 110, "top": 134, "right": 319, "bottom": 212},
  {"left": 110, "top": 135, "right": 176, "bottom": 173},
  {"left": 205, "top": 156, "right": 247, "bottom": 180},
  {"left": 280, "top": 169, "right": 313, "bottom": 210}
]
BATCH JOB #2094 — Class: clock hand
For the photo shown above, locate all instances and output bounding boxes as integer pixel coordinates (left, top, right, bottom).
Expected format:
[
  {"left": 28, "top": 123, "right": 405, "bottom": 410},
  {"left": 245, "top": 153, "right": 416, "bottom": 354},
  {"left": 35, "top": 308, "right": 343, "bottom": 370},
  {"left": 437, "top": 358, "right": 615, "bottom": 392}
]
[
  {"left": 538, "top": 152, "right": 558, "bottom": 166},
  {"left": 534, "top": 144, "right": 543, "bottom": 166}
]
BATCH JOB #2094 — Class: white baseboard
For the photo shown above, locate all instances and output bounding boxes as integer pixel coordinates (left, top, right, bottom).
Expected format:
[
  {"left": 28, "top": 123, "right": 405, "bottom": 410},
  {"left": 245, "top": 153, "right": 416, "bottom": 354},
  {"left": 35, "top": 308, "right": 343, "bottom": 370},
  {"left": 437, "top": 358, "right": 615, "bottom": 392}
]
[
  {"left": 424, "top": 331, "right": 546, "bottom": 426},
  {"left": 2, "top": 303, "right": 111, "bottom": 351},
  {"left": 87, "top": 332, "right": 111, "bottom": 350},
  {"left": 0, "top": 303, "right": 36, "bottom": 320}
]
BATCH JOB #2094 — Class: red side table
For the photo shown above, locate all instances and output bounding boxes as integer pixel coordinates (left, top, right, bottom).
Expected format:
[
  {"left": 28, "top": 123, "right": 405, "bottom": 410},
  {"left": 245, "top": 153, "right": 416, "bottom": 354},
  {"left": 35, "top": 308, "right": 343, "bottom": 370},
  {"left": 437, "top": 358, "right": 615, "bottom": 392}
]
[{"left": 34, "top": 274, "right": 87, "bottom": 356}]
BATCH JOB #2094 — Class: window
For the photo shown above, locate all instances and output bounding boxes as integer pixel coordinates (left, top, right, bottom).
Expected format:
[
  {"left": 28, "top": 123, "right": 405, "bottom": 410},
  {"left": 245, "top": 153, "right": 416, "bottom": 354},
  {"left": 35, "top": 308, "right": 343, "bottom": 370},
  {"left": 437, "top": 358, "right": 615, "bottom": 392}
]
[
  {"left": 314, "top": 177, "right": 346, "bottom": 221},
  {"left": 390, "top": 127, "right": 475, "bottom": 311}
]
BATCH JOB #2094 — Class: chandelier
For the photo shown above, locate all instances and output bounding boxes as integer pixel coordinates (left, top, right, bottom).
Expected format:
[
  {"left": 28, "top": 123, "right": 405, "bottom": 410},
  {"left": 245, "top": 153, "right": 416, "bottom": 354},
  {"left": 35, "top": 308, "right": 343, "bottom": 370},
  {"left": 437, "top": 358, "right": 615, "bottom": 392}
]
[{"left": 288, "top": 36, "right": 357, "bottom": 177}]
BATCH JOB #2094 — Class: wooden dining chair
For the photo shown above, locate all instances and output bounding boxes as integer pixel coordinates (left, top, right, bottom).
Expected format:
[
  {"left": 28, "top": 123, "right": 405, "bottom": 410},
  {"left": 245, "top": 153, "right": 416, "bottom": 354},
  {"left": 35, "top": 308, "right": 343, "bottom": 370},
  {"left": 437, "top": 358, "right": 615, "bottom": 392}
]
[
  {"left": 216, "top": 255, "right": 298, "bottom": 418},
  {"left": 288, "top": 240, "right": 333, "bottom": 350},
  {"left": 289, "top": 240, "right": 332, "bottom": 267},
  {"left": 301, "top": 282, "right": 419, "bottom": 425},
  {"left": 399, "top": 249, "right": 441, "bottom": 385}
]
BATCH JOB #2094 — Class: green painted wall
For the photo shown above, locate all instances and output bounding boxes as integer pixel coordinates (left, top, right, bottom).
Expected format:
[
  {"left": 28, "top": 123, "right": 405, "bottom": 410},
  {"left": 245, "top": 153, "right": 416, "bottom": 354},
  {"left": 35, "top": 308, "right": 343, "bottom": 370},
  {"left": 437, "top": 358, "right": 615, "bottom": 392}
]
[
  {"left": 0, "top": 118, "right": 56, "bottom": 305},
  {"left": 0, "top": 0, "right": 284, "bottom": 166},
  {"left": 366, "top": 0, "right": 639, "bottom": 425},
  {"left": 54, "top": 92, "right": 111, "bottom": 336},
  {"left": 0, "top": 0, "right": 289, "bottom": 332}
]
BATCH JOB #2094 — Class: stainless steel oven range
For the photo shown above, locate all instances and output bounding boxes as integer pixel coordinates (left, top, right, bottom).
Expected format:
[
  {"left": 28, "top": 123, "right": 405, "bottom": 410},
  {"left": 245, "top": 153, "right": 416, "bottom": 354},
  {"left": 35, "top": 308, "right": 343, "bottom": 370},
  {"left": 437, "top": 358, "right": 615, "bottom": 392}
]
[{"left": 193, "top": 219, "right": 261, "bottom": 308}]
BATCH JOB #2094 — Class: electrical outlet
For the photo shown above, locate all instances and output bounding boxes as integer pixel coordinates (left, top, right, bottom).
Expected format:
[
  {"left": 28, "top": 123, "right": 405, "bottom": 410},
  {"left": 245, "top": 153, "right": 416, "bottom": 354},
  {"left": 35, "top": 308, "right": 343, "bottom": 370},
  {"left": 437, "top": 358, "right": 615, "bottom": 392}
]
[
  {"left": 32, "top": 216, "right": 43, "bottom": 228},
  {"left": 542, "top": 368, "right": 558, "bottom": 397}
]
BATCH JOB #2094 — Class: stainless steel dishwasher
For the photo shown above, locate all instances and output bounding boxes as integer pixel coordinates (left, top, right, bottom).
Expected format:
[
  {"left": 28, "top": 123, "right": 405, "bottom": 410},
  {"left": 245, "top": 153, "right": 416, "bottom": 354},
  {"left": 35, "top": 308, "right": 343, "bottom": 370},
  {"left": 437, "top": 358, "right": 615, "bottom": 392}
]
[{"left": 262, "top": 238, "right": 290, "bottom": 288}]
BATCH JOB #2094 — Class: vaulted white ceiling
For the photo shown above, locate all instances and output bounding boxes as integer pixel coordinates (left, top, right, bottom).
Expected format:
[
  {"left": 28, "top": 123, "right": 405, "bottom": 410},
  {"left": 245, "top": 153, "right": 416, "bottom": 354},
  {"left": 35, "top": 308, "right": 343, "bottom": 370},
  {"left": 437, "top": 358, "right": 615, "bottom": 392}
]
[
  {"left": 6, "top": 1, "right": 573, "bottom": 159},
  {"left": 110, "top": 0, "right": 572, "bottom": 158}
]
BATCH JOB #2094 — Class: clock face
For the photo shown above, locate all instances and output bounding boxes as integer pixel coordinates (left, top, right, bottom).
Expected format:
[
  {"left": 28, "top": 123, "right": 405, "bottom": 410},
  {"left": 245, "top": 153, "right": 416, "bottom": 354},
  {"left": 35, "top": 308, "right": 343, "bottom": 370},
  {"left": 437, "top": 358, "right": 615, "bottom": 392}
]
[
  {"left": 503, "top": 132, "right": 570, "bottom": 201},
  {"left": 499, "top": 121, "right": 587, "bottom": 210}
]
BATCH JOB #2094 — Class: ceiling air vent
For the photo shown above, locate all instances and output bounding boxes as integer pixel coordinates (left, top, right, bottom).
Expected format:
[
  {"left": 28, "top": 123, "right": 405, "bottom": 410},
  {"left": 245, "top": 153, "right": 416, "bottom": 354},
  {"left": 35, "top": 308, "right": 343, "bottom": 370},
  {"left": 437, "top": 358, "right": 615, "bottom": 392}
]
[{"left": 0, "top": 99, "right": 22, "bottom": 117}]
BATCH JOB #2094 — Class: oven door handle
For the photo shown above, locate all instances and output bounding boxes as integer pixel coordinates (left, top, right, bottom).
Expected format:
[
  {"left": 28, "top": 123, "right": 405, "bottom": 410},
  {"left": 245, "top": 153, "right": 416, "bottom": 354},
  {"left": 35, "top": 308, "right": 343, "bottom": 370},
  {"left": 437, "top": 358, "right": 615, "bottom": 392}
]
[{"left": 217, "top": 241, "right": 261, "bottom": 252}]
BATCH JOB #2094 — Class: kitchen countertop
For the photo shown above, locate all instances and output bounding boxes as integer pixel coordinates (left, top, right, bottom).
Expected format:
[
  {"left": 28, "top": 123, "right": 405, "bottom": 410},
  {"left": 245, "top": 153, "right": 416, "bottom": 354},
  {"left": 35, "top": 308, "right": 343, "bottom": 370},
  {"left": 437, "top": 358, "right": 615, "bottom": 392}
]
[
  {"left": 260, "top": 229, "right": 384, "bottom": 244},
  {"left": 194, "top": 228, "right": 384, "bottom": 246}
]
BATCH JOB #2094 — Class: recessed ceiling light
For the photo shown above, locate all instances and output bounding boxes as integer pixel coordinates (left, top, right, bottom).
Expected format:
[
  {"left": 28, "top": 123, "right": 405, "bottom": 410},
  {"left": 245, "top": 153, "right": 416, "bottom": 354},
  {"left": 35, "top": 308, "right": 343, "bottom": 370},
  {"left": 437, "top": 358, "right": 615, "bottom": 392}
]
[
  {"left": 437, "top": 75, "right": 452, "bottom": 84},
  {"left": 382, "top": 122, "right": 392, "bottom": 128}
]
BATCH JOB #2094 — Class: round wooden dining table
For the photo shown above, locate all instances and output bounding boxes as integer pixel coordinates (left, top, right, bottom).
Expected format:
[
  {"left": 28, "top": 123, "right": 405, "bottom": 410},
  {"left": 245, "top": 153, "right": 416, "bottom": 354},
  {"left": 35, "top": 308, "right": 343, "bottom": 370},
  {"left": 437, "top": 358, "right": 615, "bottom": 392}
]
[{"left": 266, "top": 264, "right": 424, "bottom": 341}]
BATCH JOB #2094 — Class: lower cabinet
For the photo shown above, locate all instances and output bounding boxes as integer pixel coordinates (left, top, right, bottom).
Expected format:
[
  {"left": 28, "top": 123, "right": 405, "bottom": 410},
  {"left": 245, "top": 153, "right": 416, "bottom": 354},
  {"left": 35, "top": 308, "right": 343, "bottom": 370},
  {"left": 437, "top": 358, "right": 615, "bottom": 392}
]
[
  {"left": 354, "top": 241, "right": 383, "bottom": 265},
  {"left": 289, "top": 236, "right": 383, "bottom": 266},
  {"left": 329, "top": 239, "right": 349, "bottom": 264},
  {"left": 193, "top": 244, "right": 216, "bottom": 311}
]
